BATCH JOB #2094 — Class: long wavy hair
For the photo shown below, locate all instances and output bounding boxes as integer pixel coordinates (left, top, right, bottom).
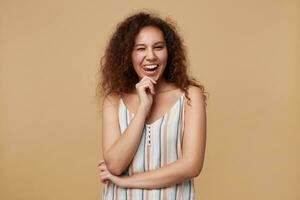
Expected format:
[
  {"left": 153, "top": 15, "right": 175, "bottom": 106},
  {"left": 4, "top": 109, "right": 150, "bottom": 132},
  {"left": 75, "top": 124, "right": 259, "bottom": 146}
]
[{"left": 96, "top": 11, "right": 207, "bottom": 105}]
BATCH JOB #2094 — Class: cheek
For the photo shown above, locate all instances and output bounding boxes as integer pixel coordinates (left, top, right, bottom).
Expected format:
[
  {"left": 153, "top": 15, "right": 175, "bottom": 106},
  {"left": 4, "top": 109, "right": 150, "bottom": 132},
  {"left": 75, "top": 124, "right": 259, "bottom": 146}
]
[
  {"left": 132, "top": 53, "right": 144, "bottom": 65},
  {"left": 158, "top": 51, "right": 168, "bottom": 63},
  {"left": 131, "top": 53, "right": 143, "bottom": 76}
]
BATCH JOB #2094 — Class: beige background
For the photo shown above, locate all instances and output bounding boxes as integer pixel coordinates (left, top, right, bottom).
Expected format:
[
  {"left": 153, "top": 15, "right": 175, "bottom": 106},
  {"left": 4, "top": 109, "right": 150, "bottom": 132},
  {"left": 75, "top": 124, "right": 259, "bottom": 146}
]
[{"left": 1, "top": 0, "right": 299, "bottom": 199}]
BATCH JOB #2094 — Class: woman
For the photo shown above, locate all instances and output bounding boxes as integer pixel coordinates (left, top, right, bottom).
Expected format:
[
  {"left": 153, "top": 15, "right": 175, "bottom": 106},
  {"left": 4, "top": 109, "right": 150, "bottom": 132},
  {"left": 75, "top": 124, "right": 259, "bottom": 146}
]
[{"left": 97, "top": 11, "right": 207, "bottom": 200}]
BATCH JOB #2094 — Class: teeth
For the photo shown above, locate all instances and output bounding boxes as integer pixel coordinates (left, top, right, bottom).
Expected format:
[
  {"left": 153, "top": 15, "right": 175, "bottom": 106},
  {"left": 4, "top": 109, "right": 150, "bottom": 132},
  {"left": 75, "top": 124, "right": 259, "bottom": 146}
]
[{"left": 144, "top": 64, "right": 158, "bottom": 69}]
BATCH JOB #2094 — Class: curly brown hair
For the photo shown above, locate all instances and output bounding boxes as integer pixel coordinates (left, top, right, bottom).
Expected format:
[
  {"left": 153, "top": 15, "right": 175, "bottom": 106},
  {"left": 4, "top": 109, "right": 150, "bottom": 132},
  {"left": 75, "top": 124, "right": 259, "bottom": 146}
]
[{"left": 96, "top": 11, "right": 207, "bottom": 105}]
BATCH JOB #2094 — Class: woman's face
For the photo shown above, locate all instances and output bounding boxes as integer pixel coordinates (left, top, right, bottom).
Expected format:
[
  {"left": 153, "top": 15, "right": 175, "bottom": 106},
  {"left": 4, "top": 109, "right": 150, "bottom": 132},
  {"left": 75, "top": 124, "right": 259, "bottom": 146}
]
[{"left": 131, "top": 26, "right": 168, "bottom": 81}]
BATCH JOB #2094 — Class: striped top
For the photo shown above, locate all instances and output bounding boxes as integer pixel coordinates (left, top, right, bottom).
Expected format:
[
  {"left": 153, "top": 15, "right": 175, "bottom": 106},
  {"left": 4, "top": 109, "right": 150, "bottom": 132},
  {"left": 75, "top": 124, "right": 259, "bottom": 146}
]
[{"left": 102, "top": 93, "right": 197, "bottom": 200}]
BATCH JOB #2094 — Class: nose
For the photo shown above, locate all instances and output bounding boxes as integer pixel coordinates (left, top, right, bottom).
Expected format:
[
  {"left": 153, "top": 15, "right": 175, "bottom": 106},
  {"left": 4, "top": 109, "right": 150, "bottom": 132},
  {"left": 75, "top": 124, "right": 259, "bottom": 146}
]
[{"left": 145, "top": 48, "right": 157, "bottom": 60}]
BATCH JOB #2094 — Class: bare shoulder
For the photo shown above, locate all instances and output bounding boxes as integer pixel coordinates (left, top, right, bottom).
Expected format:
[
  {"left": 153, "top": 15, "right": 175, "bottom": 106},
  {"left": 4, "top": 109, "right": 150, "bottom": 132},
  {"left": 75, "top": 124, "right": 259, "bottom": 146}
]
[
  {"left": 185, "top": 85, "right": 206, "bottom": 108},
  {"left": 102, "top": 93, "right": 121, "bottom": 109}
]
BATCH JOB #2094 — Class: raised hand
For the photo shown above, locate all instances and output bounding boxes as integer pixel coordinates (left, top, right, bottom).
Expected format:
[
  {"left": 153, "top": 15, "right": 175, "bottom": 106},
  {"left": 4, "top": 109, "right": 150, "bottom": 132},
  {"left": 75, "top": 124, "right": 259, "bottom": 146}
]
[{"left": 135, "top": 76, "right": 157, "bottom": 114}]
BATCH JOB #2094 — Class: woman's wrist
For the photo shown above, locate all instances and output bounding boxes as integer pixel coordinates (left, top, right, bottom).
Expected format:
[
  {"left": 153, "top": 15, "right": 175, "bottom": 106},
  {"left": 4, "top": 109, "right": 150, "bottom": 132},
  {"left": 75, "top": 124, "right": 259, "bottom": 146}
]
[
  {"left": 137, "top": 105, "right": 149, "bottom": 118},
  {"left": 114, "top": 175, "right": 131, "bottom": 188}
]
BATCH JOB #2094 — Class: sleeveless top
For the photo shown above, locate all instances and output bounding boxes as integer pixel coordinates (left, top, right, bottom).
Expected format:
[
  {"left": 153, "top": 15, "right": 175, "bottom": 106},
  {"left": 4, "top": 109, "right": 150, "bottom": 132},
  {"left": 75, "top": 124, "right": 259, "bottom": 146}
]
[{"left": 102, "top": 93, "right": 197, "bottom": 200}]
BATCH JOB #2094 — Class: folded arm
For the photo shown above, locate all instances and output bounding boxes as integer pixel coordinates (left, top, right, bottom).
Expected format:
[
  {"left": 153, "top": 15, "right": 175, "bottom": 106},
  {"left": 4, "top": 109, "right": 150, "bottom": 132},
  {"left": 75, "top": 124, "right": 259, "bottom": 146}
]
[{"left": 119, "top": 158, "right": 198, "bottom": 189}]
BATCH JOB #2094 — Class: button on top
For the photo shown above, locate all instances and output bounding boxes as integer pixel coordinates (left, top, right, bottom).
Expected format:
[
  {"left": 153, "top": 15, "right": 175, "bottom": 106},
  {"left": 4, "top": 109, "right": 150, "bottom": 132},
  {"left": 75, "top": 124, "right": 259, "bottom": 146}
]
[{"left": 146, "top": 125, "right": 151, "bottom": 146}]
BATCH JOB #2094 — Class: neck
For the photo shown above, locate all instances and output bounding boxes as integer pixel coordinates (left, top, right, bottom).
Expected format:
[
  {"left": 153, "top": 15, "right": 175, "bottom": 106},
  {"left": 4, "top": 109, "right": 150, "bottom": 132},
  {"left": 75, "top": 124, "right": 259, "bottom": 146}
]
[
  {"left": 154, "top": 78, "right": 167, "bottom": 92},
  {"left": 154, "top": 78, "right": 178, "bottom": 93}
]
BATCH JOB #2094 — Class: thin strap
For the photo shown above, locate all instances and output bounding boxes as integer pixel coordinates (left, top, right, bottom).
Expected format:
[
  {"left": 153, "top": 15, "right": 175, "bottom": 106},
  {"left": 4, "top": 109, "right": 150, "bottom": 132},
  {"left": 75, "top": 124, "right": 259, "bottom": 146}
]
[{"left": 180, "top": 92, "right": 186, "bottom": 142}]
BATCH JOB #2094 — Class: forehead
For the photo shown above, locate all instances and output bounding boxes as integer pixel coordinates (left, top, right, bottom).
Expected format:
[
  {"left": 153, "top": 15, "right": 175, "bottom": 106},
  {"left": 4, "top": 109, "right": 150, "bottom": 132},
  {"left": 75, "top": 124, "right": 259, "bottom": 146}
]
[{"left": 134, "top": 26, "right": 165, "bottom": 44}]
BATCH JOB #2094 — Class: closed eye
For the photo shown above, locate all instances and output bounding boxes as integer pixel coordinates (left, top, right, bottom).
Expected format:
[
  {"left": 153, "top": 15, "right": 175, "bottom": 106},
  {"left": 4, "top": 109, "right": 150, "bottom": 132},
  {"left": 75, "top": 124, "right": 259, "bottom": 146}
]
[{"left": 155, "top": 46, "right": 164, "bottom": 49}]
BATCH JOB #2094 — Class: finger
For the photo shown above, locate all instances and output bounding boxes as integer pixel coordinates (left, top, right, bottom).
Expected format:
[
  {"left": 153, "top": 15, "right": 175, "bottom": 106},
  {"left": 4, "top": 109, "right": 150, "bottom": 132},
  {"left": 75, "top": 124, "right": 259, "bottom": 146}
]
[
  {"left": 138, "top": 78, "right": 155, "bottom": 90},
  {"left": 98, "top": 161, "right": 106, "bottom": 167},
  {"left": 143, "top": 81, "right": 155, "bottom": 95},
  {"left": 138, "top": 78, "right": 149, "bottom": 86},
  {"left": 143, "top": 76, "right": 157, "bottom": 84},
  {"left": 148, "top": 83, "right": 155, "bottom": 95},
  {"left": 97, "top": 160, "right": 105, "bottom": 167},
  {"left": 141, "top": 83, "right": 155, "bottom": 95},
  {"left": 98, "top": 165, "right": 106, "bottom": 171},
  {"left": 99, "top": 171, "right": 108, "bottom": 178},
  {"left": 148, "top": 77, "right": 157, "bottom": 85},
  {"left": 139, "top": 76, "right": 156, "bottom": 86},
  {"left": 100, "top": 173, "right": 110, "bottom": 182},
  {"left": 98, "top": 167, "right": 105, "bottom": 172},
  {"left": 99, "top": 170, "right": 110, "bottom": 184},
  {"left": 98, "top": 164, "right": 107, "bottom": 172},
  {"left": 99, "top": 175, "right": 106, "bottom": 183},
  {"left": 100, "top": 173, "right": 108, "bottom": 179}
]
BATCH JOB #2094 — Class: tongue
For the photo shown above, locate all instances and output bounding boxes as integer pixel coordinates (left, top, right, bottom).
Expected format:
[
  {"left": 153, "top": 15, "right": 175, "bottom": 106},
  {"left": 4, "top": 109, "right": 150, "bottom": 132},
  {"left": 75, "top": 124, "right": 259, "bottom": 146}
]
[{"left": 144, "top": 67, "right": 155, "bottom": 71}]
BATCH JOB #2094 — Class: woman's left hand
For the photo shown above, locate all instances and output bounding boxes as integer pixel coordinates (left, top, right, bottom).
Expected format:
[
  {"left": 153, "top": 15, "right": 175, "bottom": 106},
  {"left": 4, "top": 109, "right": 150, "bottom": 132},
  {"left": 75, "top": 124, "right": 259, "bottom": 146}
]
[{"left": 98, "top": 160, "right": 127, "bottom": 187}]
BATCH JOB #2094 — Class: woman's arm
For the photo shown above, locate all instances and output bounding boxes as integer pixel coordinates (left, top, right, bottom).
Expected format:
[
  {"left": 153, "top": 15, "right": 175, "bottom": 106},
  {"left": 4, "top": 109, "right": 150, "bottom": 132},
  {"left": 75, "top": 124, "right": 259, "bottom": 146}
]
[
  {"left": 100, "top": 86, "right": 207, "bottom": 188},
  {"left": 102, "top": 94, "right": 148, "bottom": 176},
  {"left": 102, "top": 77, "right": 156, "bottom": 176},
  {"left": 119, "top": 157, "right": 198, "bottom": 189}
]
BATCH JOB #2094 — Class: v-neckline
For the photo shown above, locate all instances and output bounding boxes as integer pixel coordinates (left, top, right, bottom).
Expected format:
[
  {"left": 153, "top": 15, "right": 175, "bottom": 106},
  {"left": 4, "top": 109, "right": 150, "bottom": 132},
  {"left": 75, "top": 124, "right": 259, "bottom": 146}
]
[{"left": 120, "top": 93, "right": 185, "bottom": 126}]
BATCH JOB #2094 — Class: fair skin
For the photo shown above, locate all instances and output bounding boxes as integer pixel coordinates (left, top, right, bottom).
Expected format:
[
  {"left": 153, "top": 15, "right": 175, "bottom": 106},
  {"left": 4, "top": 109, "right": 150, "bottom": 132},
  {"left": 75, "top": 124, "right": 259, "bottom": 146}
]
[{"left": 99, "top": 26, "right": 206, "bottom": 189}]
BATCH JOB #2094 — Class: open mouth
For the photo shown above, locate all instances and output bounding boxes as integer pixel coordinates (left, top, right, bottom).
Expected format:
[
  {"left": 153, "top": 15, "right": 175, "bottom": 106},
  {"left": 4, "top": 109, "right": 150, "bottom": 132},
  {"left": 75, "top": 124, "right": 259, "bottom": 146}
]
[{"left": 142, "top": 64, "right": 159, "bottom": 72}]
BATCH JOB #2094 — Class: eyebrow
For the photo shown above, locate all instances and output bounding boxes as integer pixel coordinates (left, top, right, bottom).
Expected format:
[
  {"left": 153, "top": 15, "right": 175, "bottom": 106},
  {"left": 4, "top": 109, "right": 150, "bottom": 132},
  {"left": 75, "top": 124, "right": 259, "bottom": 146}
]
[{"left": 134, "top": 41, "right": 166, "bottom": 47}]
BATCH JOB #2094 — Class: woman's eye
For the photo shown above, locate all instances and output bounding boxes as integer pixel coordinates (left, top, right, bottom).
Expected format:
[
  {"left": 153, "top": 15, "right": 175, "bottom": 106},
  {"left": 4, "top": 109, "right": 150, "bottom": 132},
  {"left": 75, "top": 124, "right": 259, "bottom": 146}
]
[
  {"left": 137, "top": 48, "right": 145, "bottom": 51},
  {"left": 155, "top": 46, "right": 164, "bottom": 49}
]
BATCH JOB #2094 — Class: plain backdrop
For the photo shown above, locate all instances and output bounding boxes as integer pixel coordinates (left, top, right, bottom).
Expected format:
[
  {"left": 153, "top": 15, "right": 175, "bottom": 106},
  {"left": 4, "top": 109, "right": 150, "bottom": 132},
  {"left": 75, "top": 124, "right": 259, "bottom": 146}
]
[{"left": 0, "top": 0, "right": 299, "bottom": 199}]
